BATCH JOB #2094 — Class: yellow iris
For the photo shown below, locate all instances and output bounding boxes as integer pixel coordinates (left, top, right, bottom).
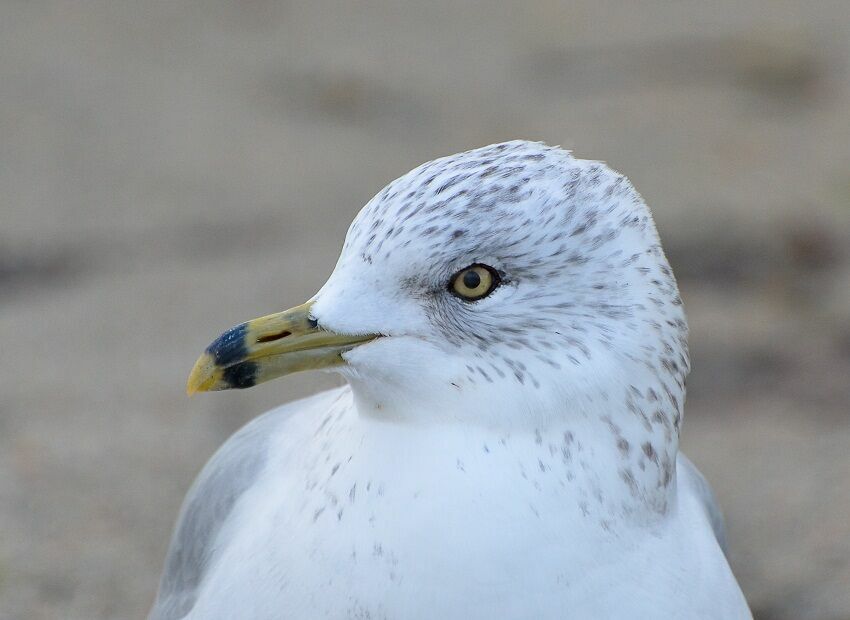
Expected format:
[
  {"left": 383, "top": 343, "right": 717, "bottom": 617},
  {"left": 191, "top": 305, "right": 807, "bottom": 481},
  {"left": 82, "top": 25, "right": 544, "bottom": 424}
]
[{"left": 451, "top": 264, "right": 498, "bottom": 300}]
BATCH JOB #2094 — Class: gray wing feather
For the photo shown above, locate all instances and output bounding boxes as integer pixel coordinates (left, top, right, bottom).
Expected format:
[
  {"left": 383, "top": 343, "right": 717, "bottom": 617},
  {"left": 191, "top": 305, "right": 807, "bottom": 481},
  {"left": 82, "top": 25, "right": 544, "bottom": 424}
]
[
  {"left": 148, "top": 408, "right": 286, "bottom": 620},
  {"left": 678, "top": 453, "right": 728, "bottom": 555}
]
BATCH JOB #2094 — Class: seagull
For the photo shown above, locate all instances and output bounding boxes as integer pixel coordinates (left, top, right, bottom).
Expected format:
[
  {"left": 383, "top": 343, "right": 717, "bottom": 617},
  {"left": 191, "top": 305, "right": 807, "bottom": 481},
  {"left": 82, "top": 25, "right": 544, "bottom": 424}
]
[{"left": 150, "top": 141, "right": 751, "bottom": 619}]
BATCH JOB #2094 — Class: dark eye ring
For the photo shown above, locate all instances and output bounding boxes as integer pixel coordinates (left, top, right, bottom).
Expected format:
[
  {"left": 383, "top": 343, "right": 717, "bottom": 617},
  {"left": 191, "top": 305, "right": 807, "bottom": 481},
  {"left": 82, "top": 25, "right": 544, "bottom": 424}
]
[{"left": 449, "top": 264, "right": 501, "bottom": 301}]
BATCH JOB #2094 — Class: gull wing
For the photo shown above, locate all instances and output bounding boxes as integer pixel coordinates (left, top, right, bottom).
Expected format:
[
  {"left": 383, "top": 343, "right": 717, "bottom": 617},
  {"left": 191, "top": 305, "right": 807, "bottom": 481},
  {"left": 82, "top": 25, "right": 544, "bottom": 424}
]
[
  {"left": 148, "top": 409, "right": 281, "bottom": 620},
  {"left": 148, "top": 387, "right": 346, "bottom": 619},
  {"left": 677, "top": 452, "right": 728, "bottom": 555}
]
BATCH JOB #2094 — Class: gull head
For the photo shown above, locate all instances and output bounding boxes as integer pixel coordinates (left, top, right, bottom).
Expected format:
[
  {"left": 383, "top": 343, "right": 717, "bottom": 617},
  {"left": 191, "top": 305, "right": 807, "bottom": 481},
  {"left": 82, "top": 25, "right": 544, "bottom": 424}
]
[{"left": 188, "top": 141, "right": 689, "bottom": 432}]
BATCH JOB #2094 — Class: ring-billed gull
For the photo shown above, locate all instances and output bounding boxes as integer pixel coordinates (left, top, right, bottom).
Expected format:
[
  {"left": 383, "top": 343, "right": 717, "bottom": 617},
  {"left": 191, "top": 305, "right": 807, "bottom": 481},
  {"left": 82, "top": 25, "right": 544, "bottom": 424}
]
[{"left": 150, "top": 141, "right": 751, "bottom": 619}]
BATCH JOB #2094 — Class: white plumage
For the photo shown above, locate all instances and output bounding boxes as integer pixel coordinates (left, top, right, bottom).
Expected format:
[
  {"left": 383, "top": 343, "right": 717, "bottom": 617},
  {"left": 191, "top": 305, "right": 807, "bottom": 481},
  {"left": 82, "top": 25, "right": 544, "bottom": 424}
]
[{"left": 151, "top": 141, "right": 751, "bottom": 619}]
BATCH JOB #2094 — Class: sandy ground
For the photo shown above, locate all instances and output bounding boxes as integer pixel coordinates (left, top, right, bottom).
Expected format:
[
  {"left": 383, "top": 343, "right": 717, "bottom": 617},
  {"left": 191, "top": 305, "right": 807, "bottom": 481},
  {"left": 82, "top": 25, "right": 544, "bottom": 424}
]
[{"left": 1, "top": 2, "right": 849, "bottom": 618}]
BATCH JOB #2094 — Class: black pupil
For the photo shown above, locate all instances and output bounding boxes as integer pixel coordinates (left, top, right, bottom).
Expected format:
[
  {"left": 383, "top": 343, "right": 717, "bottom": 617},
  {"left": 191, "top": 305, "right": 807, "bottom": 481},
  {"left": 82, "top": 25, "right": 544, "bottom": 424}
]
[{"left": 462, "top": 269, "right": 482, "bottom": 290}]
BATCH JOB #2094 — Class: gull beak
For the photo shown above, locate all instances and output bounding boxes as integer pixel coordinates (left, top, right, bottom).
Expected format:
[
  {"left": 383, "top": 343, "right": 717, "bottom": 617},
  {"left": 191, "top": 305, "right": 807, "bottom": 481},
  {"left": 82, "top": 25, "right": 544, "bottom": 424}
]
[{"left": 186, "top": 301, "right": 379, "bottom": 395}]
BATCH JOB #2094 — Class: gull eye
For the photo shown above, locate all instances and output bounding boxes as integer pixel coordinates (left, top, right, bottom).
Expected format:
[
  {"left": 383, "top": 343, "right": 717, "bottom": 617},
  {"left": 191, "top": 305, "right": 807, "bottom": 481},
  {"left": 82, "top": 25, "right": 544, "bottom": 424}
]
[{"left": 450, "top": 264, "right": 500, "bottom": 301}]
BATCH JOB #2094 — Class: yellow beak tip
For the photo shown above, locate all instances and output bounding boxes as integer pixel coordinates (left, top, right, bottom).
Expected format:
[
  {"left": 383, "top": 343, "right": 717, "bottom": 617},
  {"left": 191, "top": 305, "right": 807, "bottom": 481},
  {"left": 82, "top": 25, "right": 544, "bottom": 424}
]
[{"left": 186, "top": 353, "right": 219, "bottom": 397}]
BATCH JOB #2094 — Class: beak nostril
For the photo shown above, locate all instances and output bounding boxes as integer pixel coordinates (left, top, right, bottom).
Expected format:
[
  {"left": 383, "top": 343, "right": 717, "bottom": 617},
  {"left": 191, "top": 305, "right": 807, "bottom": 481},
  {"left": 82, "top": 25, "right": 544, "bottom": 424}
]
[{"left": 257, "top": 330, "right": 291, "bottom": 344}]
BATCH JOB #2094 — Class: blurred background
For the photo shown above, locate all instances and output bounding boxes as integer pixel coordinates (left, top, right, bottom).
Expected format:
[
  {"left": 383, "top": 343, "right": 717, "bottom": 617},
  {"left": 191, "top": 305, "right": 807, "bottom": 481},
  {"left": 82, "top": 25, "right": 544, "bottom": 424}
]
[{"left": 1, "top": 1, "right": 849, "bottom": 618}]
